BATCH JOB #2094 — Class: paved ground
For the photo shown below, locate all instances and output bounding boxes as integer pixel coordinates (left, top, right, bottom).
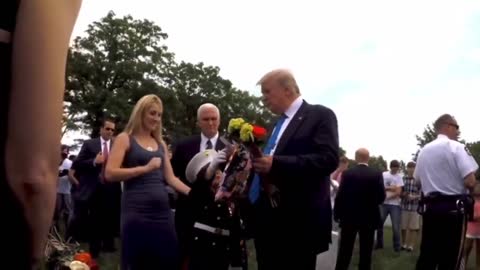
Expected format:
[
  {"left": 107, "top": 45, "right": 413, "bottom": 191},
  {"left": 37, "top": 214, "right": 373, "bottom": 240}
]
[{"left": 316, "top": 231, "right": 339, "bottom": 270}]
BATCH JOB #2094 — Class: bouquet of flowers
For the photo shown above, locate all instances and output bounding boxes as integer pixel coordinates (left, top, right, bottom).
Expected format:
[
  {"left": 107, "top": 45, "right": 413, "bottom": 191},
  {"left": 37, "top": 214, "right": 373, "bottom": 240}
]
[
  {"left": 214, "top": 118, "right": 267, "bottom": 201},
  {"left": 44, "top": 227, "right": 98, "bottom": 270}
]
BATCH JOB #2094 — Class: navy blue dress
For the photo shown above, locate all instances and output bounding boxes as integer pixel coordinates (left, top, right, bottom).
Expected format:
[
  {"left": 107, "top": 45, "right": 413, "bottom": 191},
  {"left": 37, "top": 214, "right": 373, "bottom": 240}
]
[{"left": 121, "top": 136, "right": 178, "bottom": 270}]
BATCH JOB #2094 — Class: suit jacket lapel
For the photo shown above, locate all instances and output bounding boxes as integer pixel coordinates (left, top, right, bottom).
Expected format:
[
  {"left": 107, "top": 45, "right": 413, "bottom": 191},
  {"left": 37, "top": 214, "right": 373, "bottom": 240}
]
[
  {"left": 274, "top": 101, "right": 308, "bottom": 154},
  {"left": 94, "top": 137, "right": 102, "bottom": 153},
  {"left": 188, "top": 135, "right": 202, "bottom": 160},
  {"left": 215, "top": 136, "right": 225, "bottom": 151}
]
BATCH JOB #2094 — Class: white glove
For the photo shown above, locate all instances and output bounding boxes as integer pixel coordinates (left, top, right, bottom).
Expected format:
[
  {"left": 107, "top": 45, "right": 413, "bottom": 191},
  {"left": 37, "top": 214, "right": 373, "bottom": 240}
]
[{"left": 205, "top": 149, "right": 229, "bottom": 179}]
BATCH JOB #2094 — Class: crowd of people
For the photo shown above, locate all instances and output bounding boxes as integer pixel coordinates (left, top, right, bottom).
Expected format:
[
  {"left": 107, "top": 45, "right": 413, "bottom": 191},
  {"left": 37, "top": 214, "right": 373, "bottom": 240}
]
[
  {"left": 52, "top": 69, "right": 339, "bottom": 270},
  {"left": 331, "top": 114, "right": 480, "bottom": 270}
]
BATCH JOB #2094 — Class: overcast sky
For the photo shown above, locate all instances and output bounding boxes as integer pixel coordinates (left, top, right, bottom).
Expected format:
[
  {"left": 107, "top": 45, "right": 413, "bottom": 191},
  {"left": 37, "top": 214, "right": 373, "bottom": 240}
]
[{"left": 66, "top": 0, "right": 480, "bottom": 163}]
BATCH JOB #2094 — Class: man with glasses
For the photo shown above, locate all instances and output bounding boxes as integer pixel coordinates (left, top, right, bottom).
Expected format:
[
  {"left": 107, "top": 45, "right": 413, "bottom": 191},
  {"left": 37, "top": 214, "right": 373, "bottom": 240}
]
[
  {"left": 415, "top": 114, "right": 478, "bottom": 270},
  {"left": 70, "top": 119, "right": 121, "bottom": 258}
]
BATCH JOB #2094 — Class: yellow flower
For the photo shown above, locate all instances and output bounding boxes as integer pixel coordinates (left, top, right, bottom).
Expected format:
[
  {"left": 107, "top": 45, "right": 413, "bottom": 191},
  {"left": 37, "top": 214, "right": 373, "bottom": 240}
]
[
  {"left": 239, "top": 123, "right": 254, "bottom": 142},
  {"left": 228, "top": 118, "right": 245, "bottom": 133}
]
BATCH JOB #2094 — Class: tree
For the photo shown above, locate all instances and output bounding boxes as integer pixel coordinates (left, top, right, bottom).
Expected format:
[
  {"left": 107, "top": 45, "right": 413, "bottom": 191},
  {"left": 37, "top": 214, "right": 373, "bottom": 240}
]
[
  {"left": 66, "top": 11, "right": 176, "bottom": 137},
  {"left": 369, "top": 155, "right": 388, "bottom": 172},
  {"left": 412, "top": 124, "right": 436, "bottom": 160},
  {"left": 466, "top": 141, "right": 480, "bottom": 178},
  {"left": 65, "top": 11, "right": 272, "bottom": 139},
  {"left": 414, "top": 123, "right": 470, "bottom": 161},
  {"left": 165, "top": 61, "right": 272, "bottom": 139}
]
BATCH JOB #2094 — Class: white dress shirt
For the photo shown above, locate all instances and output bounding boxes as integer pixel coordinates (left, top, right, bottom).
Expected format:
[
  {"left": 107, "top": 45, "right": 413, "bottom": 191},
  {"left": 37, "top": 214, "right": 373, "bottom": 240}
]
[
  {"left": 270, "top": 96, "right": 303, "bottom": 155},
  {"left": 415, "top": 134, "right": 478, "bottom": 195},
  {"left": 200, "top": 132, "right": 219, "bottom": 152}
]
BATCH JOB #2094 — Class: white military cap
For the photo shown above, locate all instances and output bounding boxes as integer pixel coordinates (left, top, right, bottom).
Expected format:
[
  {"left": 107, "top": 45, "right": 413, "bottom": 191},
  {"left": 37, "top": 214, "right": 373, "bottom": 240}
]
[{"left": 185, "top": 149, "right": 218, "bottom": 183}]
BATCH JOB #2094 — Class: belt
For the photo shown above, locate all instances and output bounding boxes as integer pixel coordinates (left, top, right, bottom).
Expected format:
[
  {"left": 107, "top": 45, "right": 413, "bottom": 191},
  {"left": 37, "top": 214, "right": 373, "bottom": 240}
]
[
  {"left": 418, "top": 193, "right": 474, "bottom": 220},
  {"left": 193, "top": 222, "right": 230, "bottom": 236}
]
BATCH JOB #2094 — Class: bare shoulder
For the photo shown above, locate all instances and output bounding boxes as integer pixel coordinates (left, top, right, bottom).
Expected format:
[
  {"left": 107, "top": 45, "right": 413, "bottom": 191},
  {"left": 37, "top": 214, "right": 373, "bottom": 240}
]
[{"left": 113, "top": 132, "right": 131, "bottom": 149}]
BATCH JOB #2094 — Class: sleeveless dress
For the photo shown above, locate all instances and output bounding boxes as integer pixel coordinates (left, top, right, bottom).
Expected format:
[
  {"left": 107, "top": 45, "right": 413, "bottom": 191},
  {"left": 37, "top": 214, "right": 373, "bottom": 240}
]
[
  {"left": 121, "top": 136, "right": 179, "bottom": 270},
  {"left": 0, "top": 1, "right": 32, "bottom": 269}
]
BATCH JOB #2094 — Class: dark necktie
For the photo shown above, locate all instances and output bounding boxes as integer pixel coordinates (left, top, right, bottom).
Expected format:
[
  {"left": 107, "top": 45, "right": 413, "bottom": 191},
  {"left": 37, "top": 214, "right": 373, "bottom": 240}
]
[
  {"left": 248, "top": 114, "right": 287, "bottom": 203},
  {"left": 206, "top": 139, "right": 213, "bottom": 150}
]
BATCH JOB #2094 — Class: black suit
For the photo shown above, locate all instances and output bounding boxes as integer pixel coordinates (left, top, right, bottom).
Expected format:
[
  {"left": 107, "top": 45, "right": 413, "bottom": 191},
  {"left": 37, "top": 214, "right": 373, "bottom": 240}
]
[
  {"left": 70, "top": 137, "right": 121, "bottom": 257},
  {"left": 253, "top": 101, "right": 339, "bottom": 270},
  {"left": 170, "top": 135, "right": 225, "bottom": 263},
  {"left": 333, "top": 164, "right": 386, "bottom": 270}
]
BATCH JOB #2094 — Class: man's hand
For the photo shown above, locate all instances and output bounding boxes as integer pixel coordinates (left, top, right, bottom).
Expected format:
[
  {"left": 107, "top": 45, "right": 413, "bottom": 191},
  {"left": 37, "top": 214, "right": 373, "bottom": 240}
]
[
  {"left": 253, "top": 156, "right": 273, "bottom": 174},
  {"left": 94, "top": 152, "right": 104, "bottom": 165}
]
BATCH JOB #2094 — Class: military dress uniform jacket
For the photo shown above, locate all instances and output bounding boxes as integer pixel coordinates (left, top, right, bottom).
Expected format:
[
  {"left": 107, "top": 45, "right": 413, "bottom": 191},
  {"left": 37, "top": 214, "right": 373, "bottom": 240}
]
[{"left": 186, "top": 172, "right": 247, "bottom": 270}]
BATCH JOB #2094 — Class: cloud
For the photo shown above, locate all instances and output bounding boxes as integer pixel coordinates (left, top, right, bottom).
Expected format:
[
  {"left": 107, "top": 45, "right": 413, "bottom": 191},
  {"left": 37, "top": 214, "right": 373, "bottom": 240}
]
[{"left": 68, "top": 1, "right": 480, "bottom": 163}]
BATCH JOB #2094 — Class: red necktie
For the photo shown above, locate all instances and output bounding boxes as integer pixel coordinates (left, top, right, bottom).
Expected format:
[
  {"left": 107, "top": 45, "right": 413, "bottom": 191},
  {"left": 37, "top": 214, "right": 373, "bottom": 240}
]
[{"left": 103, "top": 141, "right": 109, "bottom": 161}]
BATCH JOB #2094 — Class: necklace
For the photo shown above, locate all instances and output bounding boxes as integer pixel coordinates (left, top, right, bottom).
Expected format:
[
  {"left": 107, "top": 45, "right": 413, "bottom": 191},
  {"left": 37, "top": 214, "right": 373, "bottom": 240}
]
[{"left": 146, "top": 146, "right": 153, "bottom": 151}]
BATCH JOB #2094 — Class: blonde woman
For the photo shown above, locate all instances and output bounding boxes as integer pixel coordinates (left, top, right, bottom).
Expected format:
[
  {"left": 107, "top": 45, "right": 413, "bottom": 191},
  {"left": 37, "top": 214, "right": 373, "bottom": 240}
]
[{"left": 106, "top": 94, "right": 191, "bottom": 269}]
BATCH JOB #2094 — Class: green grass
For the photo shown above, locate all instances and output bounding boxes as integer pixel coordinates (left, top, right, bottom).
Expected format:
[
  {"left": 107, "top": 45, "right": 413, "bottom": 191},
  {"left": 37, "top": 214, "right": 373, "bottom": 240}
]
[
  {"left": 349, "top": 228, "right": 478, "bottom": 270},
  {"left": 91, "top": 227, "right": 479, "bottom": 270},
  {"left": 352, "top": 228, "right": 420, "bottom": 270}
]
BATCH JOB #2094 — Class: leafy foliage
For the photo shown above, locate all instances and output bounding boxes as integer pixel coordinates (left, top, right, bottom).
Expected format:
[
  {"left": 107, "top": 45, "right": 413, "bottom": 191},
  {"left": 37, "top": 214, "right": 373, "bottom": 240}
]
[{"left": 64, "top": 11, "right": 272, "bottom": 140}]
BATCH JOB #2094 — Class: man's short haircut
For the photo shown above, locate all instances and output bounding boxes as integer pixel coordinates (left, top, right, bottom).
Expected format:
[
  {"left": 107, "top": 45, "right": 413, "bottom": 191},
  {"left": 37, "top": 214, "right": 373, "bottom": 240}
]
[
  {"left": 390, "top": 160, "right": 400, "bottom": 168},
  {"left": 433, "top": 114, "right": 455, "bottom": 132}
]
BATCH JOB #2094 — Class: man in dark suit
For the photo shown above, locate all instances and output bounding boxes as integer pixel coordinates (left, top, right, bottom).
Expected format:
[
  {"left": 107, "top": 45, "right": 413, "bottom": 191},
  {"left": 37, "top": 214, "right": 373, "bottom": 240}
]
[
  {"left": 250, "top": 69, "right": 339, "bottom": 270},
  {"left": 333, "top": 148, "right": 386, "bottom": 270},
  {"left": 70, "top": 119, "right": 121, "bottom": 258},
  {"left": 171, "top": 103, "right": 226, "bottom": 268}
]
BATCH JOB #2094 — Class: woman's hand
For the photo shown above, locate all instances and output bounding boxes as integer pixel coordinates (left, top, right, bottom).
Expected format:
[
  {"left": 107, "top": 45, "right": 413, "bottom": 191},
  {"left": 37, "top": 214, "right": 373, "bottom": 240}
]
[{"left": 145, "top": 157, "right": 162, "bottom": 172}]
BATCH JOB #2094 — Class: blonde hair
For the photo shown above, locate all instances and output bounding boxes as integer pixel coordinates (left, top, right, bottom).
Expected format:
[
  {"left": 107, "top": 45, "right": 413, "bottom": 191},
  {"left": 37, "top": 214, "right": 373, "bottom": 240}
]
[
  {"left": 124, "top": 94, "right": 164, "bottom": 144},
  {"left": 257, "top": 69, "right": 300, "bottom": 94}
]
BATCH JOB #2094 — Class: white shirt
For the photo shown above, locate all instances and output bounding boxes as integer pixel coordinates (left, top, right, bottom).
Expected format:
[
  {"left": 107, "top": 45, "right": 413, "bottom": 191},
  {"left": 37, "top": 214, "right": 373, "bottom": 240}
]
[
  {"left": 57, "top": 158, "right": 73, "bottom": 194},
  {"left": 200, "top": 132, "right": 219, "bottom": 152},
  {"left": 382, "top": 171, "right": 404, "bottom": 206},
  {"left": 270, "top": 96, "right": 303, "bottom": 155},
  {"left": 415, "top": 134, "right": 478, "bottom": 195}
]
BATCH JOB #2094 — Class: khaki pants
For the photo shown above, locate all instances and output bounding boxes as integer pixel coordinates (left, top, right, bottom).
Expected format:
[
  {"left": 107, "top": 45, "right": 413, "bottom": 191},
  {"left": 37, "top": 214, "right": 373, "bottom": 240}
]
[{"left": 401, "top": 210, "right": 421, "bottom": 230}]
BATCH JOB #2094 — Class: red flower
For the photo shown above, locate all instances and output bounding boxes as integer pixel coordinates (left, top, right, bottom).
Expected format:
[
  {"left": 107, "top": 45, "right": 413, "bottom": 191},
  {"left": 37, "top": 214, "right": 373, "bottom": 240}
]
[
  {"left": 252, "top": 125, "right": 267, "bottom": 139},
  {"left": 73, "top": 252, "right": 92, "bottom": 265}
]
